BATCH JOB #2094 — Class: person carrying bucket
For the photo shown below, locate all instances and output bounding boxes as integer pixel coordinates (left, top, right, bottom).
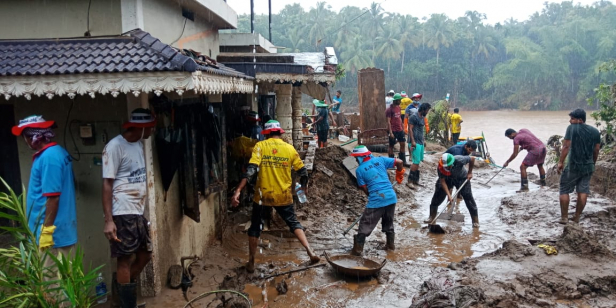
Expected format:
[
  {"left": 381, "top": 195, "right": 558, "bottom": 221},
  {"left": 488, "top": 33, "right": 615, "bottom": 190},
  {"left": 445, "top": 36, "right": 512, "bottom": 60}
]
[
  {"left": 349, "top": 145, "right": 405, "bottom": 256},
  {"left": 426, "top": 153, "right": 479, "bottom": 228}
]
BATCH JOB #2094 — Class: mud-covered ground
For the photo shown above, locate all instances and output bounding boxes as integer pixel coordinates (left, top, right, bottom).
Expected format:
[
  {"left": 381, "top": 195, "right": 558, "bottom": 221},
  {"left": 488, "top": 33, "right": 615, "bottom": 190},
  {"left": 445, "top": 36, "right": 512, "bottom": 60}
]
[{"left": 150, "top": 143, "right": 616, "bottom": 308}]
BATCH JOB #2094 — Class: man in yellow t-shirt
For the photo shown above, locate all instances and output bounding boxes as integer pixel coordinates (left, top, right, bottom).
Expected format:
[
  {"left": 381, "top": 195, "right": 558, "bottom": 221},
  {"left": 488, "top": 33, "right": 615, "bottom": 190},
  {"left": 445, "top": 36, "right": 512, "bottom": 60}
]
[
  {"left": 231, "top": 120, "right": 320, "bottom": 273},
  {"left": 450, "top": 108, "right": 463, "bottom": 145},
  {"left": 399, "top": 91, "right": 412, "bottom": 122}
]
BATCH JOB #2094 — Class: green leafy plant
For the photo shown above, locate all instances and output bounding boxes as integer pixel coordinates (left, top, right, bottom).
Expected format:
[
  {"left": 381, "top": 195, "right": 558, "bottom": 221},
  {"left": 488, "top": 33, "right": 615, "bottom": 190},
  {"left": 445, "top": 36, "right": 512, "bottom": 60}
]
[
  {"left": 0, "top": 178, "right": 103, "bottom": 307},
  {"left": 426, "top": 99, "right": 452, "bottom": 147},
  {"left": 588, "top": 60, "right": 616, "bottom": 143}
]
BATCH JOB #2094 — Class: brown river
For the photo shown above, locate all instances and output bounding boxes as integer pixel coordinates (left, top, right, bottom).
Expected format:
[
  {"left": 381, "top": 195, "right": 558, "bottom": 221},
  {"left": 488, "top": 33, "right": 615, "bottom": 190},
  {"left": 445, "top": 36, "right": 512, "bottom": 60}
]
[{"left": 458, "top": 110, "right": 590, "bottom": 168}]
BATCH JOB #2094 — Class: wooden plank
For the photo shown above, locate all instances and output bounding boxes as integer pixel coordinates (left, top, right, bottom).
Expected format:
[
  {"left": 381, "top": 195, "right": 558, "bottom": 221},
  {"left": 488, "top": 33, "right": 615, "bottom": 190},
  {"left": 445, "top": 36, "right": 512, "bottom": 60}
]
[
  {"left": 304, "top": 141, "right": 317, "bottom": 171},
  {"left": 316, "top": 164, "right": 334, "bottom": 177},
  {"left": 357, "top": 68, "right": 386, "bottom": 132},
  {"left": 342, "top": 156, "right": 359, "bottom": 180}
]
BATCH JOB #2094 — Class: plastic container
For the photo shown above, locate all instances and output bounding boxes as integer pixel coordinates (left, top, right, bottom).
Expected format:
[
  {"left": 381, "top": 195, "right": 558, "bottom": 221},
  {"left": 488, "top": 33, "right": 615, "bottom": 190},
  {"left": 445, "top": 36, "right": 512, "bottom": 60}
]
[
  {"left": 352, "top": 130, "right": 358, "bottom": 139},
  {"left": 295, "top": 182, "right": 307, "bottom": 203},
  {"left": 95, "top": 273, "right": 108, "bottom": 304},
  {"left": 338, "top": 135, "right": 350, "bottom": 142}
]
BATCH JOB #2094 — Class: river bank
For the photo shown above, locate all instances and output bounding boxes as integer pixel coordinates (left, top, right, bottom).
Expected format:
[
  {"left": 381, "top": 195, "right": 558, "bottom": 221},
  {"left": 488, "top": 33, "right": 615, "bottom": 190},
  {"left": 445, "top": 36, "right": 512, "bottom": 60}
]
[{"left": 149, "top": 141, "right": 616, "bottom": 307}]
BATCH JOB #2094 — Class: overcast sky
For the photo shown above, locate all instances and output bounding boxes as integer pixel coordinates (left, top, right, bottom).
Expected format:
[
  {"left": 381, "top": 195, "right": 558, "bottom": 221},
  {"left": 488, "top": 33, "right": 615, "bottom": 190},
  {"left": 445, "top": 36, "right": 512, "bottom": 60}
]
[{"left": 226, "top": 0, "right": 604, "bottom": 24}]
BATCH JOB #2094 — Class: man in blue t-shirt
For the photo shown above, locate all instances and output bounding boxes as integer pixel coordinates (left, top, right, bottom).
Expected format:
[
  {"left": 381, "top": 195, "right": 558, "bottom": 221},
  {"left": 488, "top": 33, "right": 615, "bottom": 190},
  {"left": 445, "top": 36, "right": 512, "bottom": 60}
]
[
  {"left": 11, "top": 115, "right": 77, "bottom": 255},
  {"left": 331, "top": 90, "right": 342, "bottom": 113},
  {"left": 445, "top": 140, "right": 477, "bottom": 156},
  {"left": 349, "top": 146, "right": 404, "bottom": 256}
]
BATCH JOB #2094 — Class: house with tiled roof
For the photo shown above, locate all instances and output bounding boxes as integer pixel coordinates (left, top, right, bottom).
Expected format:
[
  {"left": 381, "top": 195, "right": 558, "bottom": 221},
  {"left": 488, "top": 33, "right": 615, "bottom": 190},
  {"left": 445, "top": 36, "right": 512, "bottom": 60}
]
[{"left": 0, "top": 0, "right": 254, "bottom": 298}]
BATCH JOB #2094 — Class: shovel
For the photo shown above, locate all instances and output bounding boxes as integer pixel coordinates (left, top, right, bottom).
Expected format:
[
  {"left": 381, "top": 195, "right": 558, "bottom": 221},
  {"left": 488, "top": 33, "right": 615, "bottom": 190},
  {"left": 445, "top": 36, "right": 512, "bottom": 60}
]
[
  {"left": 429, "top": 179, "right": 468, "bottom": 233},
  {"left": 476, "top": 167, "right": 504, "bottom": 189}
]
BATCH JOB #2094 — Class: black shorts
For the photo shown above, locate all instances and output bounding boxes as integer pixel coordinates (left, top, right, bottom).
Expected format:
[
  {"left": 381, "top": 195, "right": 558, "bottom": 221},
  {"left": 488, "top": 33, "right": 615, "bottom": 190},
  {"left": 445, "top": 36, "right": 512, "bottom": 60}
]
[
  {"left": 110, "top": 215, "right": 153, "bottom": 258},
  {"left": 317, "top": 130, "right": 328, "bottom": 142},
  {"left": 248, "top": 203, "right": 303, "bottom": 237},
  {"left": 389, "top": 131, "right": 406, "bottom": 146}
]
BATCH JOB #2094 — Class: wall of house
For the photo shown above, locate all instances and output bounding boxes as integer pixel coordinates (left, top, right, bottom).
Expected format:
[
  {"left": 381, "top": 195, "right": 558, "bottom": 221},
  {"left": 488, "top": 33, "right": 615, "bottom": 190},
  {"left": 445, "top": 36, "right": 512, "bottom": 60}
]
[
  {"left": 142, "top": 0, "right": 220, "bottom": 57},
  {"left": 9, "top": 94, "right": 128, "bottom": 286},
  {"left": 0, "top": 0, "right": 122, "bottom": 39}
]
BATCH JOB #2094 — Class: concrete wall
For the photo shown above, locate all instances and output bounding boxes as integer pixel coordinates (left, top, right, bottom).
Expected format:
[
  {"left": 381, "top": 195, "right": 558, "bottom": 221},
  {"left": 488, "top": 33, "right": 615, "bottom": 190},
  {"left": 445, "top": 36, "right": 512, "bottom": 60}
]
[
  {"left": 9, "top": 95, "right": 128, "bottom": 286},
  {"left": 0, "top": 0, "right": 122, "bottom": 39},
  {"left": 142, "top": 0, "right": 220, "bottom": 57}
]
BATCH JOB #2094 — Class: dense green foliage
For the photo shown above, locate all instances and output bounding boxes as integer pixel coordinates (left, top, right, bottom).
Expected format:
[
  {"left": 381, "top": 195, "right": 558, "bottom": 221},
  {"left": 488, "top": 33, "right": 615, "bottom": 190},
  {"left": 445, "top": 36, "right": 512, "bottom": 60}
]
[
  {"left": 589, "top": 60, "right": 616, "bottom": 140},
  {"left": 0, "top": 178, "right": 102, "bottom": 307},
  {"left": 228, "top": 1, "right": 616, "bottom": 110}
]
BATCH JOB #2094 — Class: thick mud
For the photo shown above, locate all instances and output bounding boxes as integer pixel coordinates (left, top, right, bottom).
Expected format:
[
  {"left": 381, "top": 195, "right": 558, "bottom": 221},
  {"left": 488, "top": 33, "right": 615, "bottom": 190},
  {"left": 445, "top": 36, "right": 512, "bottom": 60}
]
[{"left": 150, "top": 144, "right": 616, "bottom": 308}]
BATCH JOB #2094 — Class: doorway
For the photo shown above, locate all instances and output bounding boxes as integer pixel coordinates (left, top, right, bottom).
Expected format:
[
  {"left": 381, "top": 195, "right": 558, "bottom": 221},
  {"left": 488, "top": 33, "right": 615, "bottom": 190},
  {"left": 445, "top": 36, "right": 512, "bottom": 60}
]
[{"left": 0, "top": 105, "right": 22, "bottom": 228}]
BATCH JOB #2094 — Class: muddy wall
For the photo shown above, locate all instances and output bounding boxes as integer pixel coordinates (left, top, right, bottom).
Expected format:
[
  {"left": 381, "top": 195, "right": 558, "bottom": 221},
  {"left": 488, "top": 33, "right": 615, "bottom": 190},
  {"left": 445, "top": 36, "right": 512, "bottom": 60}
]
[
  {"left": 0, "top": 0, "right": 122, "bottom": 39},
  {"left": 151, "top": 161, "right": 220, "bottom": 295},
  {"left": 2, "top": 95, "right": 128, "bottom": 290},
  {"left": 591, "top": 161, "right": 616, "bottom": 200}
]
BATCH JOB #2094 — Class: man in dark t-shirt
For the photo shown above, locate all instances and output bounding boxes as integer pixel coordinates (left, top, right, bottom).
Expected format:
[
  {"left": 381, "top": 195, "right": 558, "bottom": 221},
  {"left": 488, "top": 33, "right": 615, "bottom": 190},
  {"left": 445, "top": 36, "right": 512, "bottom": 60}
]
[
  {"left": 313, "top": 100, "right": 330, "bottom": 148},
  {"left": 386, "top": 93, "right": 406, "bottom": 161},
  {"left": 407, "top": 102, "right": 432, "bottom": 187},
  {"left": 557, "top": 108, "right": 601, "bottom": 224}
]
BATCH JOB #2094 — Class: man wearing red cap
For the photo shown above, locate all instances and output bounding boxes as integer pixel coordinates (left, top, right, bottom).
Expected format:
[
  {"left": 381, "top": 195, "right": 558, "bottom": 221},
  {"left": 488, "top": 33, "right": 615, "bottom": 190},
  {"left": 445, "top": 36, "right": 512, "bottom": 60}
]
[
  {"left": 11, "top": 114, "right": 77, "bottom": 267},
  {"left": 231, "top": 120, "right": 320, "bottom": 273},
  {"left": 102, "top": 108, "right": 155, "bottom": 307}
]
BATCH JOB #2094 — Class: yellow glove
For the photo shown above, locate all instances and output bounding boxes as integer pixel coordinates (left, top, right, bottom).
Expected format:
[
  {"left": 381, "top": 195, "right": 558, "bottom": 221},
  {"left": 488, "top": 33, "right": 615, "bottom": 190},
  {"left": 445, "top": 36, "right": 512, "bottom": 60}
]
[{"left": 39, "top": 225, "right": 56, "bottom": 250}]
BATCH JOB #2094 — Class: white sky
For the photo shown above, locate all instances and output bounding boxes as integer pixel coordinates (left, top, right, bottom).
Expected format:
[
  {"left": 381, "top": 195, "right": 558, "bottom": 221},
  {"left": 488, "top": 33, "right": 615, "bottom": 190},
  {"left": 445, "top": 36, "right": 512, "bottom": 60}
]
[{"left": 225, "top": 0, "right": 604, "bottom": 24}]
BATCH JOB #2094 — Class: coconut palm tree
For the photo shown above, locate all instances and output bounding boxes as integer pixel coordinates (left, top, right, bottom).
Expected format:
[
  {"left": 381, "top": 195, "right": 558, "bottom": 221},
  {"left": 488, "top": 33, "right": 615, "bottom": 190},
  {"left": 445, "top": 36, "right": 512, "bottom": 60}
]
[{"left": 342, "top": 36, "right": 373, "bottom": 74}]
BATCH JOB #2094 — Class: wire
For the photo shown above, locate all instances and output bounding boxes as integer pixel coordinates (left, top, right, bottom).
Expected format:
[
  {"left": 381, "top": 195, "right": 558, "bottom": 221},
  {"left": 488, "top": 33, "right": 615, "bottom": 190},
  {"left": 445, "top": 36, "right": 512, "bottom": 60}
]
[
  {"left": 317, "top": 0, "right": 389, "bottom": 44},
  {"left": 85, "top": 0, "right": 93, "bottom": 37},
  {"left": 64, "top": 100, "right": 81, "bottom": 162},
  {"left": 170, "top": 18, "right": 188, "bottom": 46},
  {"left": 183, "top": 290, "right": 251, "bottom": 308}
]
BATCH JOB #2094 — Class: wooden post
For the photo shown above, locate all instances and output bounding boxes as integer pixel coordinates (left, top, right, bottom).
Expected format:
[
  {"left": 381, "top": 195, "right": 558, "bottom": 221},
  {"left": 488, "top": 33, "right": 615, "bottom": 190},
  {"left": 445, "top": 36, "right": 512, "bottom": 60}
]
[{"left": 357, "top": 68, "right": 386, "bottom": 132}]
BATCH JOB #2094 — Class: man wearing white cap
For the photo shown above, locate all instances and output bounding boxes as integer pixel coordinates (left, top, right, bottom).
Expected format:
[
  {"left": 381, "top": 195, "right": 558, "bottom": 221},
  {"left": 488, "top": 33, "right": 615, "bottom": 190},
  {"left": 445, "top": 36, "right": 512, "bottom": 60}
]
[
  {"left": 11, "top": 115, "right": 77, "bottom": 266},
  {"left": 102, "top": 108, "right": 155, "bottom": 307},
  {"left": 231, "top": 120, "right": 320, "bottom": 273}
]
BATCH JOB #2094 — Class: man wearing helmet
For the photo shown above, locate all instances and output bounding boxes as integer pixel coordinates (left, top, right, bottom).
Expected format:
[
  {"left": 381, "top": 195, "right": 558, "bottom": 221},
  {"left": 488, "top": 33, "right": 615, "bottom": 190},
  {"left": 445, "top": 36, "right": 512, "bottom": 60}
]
[
  {"left": 404, "top": 93, "right": 423, "bottom": 118},
  {"left": 349, "top": 145, "right": 405, "bottom": 256},
  {"left": 426, "top": 153, "right": 479, "bottom": 228},
  {"left": 386, "top": 93, "right": 407, "bottom": 162},
  {"left": 231, "top": 120, "right": 320, "bottom": 273}
]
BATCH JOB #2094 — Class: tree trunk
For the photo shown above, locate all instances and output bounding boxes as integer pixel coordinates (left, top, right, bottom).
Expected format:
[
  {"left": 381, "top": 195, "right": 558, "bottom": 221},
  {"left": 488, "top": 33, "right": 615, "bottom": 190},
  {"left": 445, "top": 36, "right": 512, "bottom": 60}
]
[
  {"left": 401, "top": 49, "right": 405, "bottom": 73},
  {"left": 435, "top": 48, "right": 440, "bottom": 94}
]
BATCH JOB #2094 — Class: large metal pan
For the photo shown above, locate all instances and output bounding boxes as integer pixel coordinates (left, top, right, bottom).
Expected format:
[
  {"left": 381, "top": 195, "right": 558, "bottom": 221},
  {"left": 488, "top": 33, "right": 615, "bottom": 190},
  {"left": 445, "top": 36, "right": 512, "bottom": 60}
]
[{"left": 324, "top": 252, "right": 386, "bottom": 278}]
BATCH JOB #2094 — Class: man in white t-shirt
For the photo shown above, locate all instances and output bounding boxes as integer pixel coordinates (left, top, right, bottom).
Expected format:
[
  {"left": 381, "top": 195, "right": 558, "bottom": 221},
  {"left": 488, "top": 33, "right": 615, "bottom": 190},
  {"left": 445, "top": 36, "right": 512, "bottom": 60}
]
[{"left": 102, "top": 108, "right": 155, "bottom": 308}]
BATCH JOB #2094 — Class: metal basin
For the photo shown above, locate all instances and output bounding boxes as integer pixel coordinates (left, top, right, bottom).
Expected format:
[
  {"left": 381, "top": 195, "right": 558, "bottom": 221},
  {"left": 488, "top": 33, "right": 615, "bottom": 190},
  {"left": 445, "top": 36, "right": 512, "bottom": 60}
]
[{"left": 324, "top": 252, "right": 387, "bottom": 278}]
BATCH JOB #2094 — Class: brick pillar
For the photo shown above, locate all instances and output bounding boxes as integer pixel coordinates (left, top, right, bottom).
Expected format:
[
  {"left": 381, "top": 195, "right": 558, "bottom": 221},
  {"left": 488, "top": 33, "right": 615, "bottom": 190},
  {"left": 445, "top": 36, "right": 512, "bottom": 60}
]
[
  {"left": 274, "top": 84, "right": 293, "bottom": 145},
  {"left": 291, "top": 85, "right": 303, "bottom": 150}
]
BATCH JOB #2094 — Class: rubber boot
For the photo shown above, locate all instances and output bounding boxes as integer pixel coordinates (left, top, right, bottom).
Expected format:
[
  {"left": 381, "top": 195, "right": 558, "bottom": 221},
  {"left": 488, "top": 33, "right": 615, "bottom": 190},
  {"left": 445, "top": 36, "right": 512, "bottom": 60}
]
[
  {"left": 414, "top": 170, "right": 420, "bottom": 185},
  {"left": 424, "top": 207, "right": 438, "bottom": 223},
  {"left": 246, "top": 236, "right": 259, "bottom": 273},
  {"left": 540, "top": 175, "right": 547, "bottom": 187},
  {"left": 118, "top": 283, "right": 137, "bottom": 308},
  {"left": 399, "top": 152, "right": 409, "bottom": 166},
  {"left": 471, "top": 216, "right": 479, "bottom": 228},
  {"left": 111, "top": 273, "right": 120, "bottom": 308},
  {"left": 516, "top": 178, "right": 529, "bottom": 193},
  {"left": 385, "top": 232, "right": 395, "bottom": 250},
  {"left": 130, "top": 278, "right": 146, "bottom": 308},
  {"left": 351, "top": 234, "right": 365, "bottom": 256},
  {"left": 407, "top": 170, "right": 417, "bottom": 188}
]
